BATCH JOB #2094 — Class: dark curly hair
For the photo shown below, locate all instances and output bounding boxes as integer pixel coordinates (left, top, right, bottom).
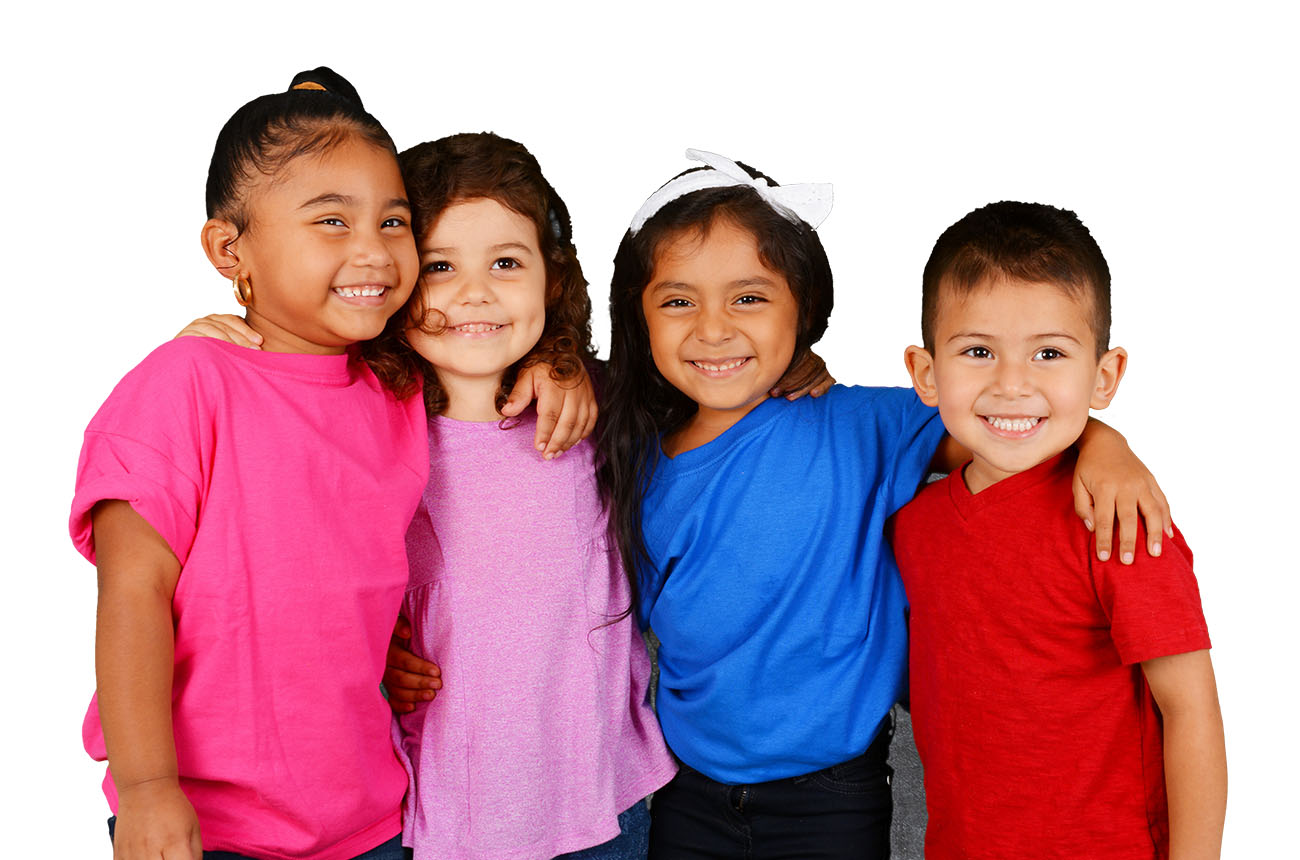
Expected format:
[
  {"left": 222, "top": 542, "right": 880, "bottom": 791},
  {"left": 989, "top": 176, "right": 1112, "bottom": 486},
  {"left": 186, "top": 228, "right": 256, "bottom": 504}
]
[
  {"left": 597, "top": 163, "right": 835, "bottom": 604},
  {"left": 362, "top": 132, "right": 594, "bottom": 415}
]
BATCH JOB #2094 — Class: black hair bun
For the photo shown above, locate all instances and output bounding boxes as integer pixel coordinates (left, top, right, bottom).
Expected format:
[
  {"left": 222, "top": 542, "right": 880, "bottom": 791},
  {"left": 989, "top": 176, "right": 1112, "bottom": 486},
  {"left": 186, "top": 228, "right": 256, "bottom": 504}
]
[{"left": 288, "top": 67, "right": 365, "bottom": 111}]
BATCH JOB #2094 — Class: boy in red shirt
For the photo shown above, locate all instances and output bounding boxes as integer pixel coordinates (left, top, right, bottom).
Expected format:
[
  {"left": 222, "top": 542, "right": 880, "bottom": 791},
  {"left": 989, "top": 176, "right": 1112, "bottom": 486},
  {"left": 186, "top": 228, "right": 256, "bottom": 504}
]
[{"left": 890, "top": 201, "right": 1226, "bottom": 859}]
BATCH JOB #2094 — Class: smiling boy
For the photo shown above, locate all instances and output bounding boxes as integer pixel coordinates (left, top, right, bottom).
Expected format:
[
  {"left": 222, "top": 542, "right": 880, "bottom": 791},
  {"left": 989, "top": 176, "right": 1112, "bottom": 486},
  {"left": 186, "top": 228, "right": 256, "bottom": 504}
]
[{"left": 889, "top": 202, "right": 1226, "bottom": 859}]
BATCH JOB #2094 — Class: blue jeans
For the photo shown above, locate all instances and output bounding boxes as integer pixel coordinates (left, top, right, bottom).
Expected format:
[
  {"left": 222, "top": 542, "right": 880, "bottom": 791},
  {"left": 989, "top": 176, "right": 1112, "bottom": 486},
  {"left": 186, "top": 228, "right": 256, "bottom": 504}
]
[
  {"left": 648, "top": 723, "right": 894, "bottom": 860},
  {"left": 555, "top": 799, "right": 651, "bottom": 859},
  {"left": 107, "top": 818, "right": 404, "bottom": 860}
]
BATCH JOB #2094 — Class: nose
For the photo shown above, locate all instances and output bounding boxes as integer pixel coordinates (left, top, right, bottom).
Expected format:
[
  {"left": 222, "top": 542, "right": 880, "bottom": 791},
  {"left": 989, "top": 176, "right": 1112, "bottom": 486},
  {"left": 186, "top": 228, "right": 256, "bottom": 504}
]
[
  {"left": 693, "top": 302, "right": 735, "bottom": 346},
  {"left": 993, "top": 360, "right": 1032, "bottom": 397},
  {"left": 452, "top": 269, "right": 492, "bottom": 305},
  {"left": 351, "top": 224, "right": 396, "bottom": 270}
]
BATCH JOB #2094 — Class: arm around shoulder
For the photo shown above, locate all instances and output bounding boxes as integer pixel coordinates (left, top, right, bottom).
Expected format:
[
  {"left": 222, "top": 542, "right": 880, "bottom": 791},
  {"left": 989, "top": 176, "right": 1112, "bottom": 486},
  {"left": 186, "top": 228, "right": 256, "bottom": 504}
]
[{"left": 1142, "top": 649, "right": 1227, "bottom": 860}]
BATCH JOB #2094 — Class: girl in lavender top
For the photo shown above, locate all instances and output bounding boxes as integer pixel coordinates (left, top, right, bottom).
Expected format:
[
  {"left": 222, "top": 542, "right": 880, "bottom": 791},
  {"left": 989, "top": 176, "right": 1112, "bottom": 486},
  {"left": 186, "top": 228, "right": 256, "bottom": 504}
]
[{"left": 365, "top": 132, "right": 678, "bottom": 860}]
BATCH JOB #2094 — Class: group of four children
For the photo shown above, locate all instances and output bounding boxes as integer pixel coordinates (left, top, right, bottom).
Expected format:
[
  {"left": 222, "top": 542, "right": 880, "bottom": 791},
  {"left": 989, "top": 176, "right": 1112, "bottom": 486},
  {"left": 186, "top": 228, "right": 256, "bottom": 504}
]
[{"left": 71, "top": 67, "right": 1225, "bottom": 860}]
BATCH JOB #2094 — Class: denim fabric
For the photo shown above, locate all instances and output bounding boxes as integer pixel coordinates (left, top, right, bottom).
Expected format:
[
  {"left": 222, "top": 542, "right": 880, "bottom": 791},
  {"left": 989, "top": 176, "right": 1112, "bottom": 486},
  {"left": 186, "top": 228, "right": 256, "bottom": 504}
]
[
  {"left": 648, "top": 722, "right": 894, "bottom": 860},
  {"left": 108, "top": 818, "right": 404, "bottom": 860},
  {"left": 555, "top": 799, "right": 651, "bottom": 859}
]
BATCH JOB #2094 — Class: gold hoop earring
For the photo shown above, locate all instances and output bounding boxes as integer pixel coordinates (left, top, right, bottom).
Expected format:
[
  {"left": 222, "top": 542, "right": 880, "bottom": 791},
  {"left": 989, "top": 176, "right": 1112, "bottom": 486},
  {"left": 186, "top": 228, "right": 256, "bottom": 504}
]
[{"left": 232, "top": 275, "right": 253, "bottom": 307}]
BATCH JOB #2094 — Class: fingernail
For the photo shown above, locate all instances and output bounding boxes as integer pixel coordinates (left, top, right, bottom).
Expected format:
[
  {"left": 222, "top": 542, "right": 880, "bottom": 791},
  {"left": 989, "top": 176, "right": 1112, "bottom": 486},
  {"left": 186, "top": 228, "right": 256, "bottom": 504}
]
[
  {"left": 1166, "top": 525, "right": 1174, "bottom": 537},
  {"left": 1122, "top": 551, "right": 1134, "bottom": 565},
  {"left": 1098, "top": 549, "right": 1110, "bottom": 561},
  {"left": 1151, "top": 542, "right": 1162, "bottom": 557},
  {"left": 1084, "top": 520, "right": 1093, "bottom": 532}
]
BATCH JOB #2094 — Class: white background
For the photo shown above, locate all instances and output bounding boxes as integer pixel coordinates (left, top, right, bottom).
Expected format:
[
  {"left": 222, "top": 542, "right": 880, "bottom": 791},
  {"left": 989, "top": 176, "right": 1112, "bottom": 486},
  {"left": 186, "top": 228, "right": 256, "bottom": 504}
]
[{"left": 2, "top": 1, "right": 1294, "bottom": 856}]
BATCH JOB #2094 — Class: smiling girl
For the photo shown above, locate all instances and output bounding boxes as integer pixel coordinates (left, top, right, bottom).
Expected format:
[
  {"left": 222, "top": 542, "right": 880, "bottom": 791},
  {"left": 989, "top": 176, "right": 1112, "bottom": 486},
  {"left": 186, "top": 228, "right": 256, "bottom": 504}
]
[
  {"left": 70, "top": 68, "right": 426, "bottom": 860},
  {"left": 365, "top": 133, "right": 677, "bottom": 860}
]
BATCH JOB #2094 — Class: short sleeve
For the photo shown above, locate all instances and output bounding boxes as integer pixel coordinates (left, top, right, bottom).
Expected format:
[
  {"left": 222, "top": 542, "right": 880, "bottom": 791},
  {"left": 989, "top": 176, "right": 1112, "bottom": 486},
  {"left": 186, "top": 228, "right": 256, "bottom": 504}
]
[
  {"left": 1093, "top": 524, "right": 1210, "bottom": 665},
  {"left": 69, "top": 432, "right": 201, "bottom": 565},
  {"left": 872, "top": 387, "right": 946, "bottom": 516},
  {"left": 68, "top": 343, "right": 206, "bottom": 566}
]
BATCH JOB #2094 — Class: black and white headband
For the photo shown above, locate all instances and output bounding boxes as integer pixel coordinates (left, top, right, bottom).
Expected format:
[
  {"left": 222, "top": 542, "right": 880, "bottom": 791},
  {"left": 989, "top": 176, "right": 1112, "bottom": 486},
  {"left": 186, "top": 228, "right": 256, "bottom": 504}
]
[{"left": 628, "top": 149, "right": 833, "bottom": 235}]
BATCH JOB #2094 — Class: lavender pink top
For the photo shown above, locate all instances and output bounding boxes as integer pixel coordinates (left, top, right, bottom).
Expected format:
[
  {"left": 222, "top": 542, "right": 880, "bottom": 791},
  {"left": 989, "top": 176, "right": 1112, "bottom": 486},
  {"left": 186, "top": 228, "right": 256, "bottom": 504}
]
[
  {"left": 393, "top": 412, "right": 676, "bottom": 860},
  {"left": 70, "top": 338, "right": 429, "bottom": 860}
]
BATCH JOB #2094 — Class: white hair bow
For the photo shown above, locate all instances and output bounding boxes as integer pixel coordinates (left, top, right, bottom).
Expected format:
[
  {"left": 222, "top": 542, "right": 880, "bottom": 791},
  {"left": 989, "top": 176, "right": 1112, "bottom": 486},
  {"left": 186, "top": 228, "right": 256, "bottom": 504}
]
[{"left": 628, "top": 148, "right": 833, "bottom": 235}]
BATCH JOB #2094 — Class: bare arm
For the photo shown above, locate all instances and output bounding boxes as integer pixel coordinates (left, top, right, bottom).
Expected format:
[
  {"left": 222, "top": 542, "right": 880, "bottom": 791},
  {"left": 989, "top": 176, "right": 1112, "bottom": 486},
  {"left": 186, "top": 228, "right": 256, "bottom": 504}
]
[
  {"left": 1143, "top": 649, "right": 1227, "bottom": 860},
  {"left": 94, "top": 500, "right": 202, "bottom": 860}
]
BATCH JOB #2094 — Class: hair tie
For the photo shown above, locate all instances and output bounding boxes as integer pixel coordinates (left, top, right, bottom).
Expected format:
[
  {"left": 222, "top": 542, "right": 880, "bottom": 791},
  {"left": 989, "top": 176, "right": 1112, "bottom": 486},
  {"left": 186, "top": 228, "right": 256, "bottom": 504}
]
[
  {"left": 628, "top": 148, "right": 833, "bottom": 235},
  {"left": 292, "top": 81, "right": 327, "bottom": 92}
]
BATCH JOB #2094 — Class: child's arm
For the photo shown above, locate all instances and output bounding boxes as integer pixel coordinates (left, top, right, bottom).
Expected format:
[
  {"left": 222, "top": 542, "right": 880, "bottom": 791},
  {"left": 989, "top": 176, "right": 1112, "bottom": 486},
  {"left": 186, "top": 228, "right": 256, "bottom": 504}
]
[
  {"left": 769, "top": 349, "right": 835, "bottom": 400},
  {"left": 1142, "top": 650, "right": 1227, "bottom": 860},
  {"left": 501, "top": 359, "right": 597, "bottom": 460},
  {"left": 175, "top": 314, "right": 596, "bottom": 457},
  {"left": 93, "top": 500, "right": 202, "bottom": 860},
  {"left": 927, "top": 418, "right": 1172, "bottom": 564},
  {"left": 383, "top": 616, "right": 442, "bottom": 714}
]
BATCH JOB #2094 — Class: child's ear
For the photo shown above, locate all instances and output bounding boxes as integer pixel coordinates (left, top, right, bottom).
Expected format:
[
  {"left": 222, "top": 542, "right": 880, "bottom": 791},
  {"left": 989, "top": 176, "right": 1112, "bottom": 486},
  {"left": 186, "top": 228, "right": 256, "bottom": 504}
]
[
  {"left": 1090, "top": 346, "right": 1128, "bottom": 409},
  {"left": 200, "top": 219, "right": 242, "bottom": 276},
  {"left": 904, "top": 345, "right": 940, "bottom": 407}
]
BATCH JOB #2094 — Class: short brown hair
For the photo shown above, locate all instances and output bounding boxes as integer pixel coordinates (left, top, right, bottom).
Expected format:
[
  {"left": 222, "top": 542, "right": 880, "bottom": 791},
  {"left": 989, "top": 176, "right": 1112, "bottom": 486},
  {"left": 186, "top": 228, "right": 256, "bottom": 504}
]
[
  {"left": 362, "top": 133, "right": 594, "bottom": 414},
  {"left": 921, "top": 201, "right": 1111, "bottom": 357}
]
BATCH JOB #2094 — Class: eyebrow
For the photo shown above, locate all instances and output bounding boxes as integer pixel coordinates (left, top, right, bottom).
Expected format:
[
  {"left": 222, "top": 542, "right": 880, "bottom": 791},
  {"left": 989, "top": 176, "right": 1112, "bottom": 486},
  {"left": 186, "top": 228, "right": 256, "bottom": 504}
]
[
  {"left": 647, "top": 276, "right": 777, "bottom": 294},
  {"left": 947, "top": 330, "right": 1084, "bottom": 344},
  {"left": 298, "top": 193, "right": 411, "bottom": 212},
  {"left": 421, "top": 241, "right": 536, "bottom": 257}
]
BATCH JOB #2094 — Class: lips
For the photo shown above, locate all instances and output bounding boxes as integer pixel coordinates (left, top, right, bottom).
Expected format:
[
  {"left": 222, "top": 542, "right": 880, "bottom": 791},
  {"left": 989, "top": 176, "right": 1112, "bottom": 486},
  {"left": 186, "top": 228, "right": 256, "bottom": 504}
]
[
  {"left": 688, "top": 357, "right": 751, "bottom": 374},
  {"left": 332, "top": 286, "right": 390, "bottom": 298},
  {"left": 446, "top": 322, "right": 506, "bottom": 334},
  {"left": 983, "top": 415, "right": 1042, "bottom": 433}
]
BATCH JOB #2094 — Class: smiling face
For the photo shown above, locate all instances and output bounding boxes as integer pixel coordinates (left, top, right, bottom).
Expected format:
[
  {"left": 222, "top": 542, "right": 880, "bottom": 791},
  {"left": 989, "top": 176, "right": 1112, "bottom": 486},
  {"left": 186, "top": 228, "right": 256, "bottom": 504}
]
[
  {"left": 225, "top": 136, "right": 417, "bottom": 354},
  {"left": 405, "top": 197, "right": 547, "bottom": 417},
  {"left": 642, "top": 218, "right": 799, "bottom": 444},
  {"left": 905, "top": 276, "right": 1127, "bottom": 493}
]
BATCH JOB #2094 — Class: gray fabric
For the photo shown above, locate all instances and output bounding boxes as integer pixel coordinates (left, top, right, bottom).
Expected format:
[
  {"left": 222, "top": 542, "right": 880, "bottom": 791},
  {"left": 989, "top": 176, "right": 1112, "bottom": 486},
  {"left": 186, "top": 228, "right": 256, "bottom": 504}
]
[{"left": 888, "top": 704, "right": 927, "bottom": 858}]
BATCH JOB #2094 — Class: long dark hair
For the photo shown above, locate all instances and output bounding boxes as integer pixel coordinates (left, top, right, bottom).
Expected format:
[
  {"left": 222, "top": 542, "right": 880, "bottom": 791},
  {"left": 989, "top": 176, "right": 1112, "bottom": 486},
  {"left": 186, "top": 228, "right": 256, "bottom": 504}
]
[
  {"left": 362, "top": 132, "right": 594, "bottom": 415},
  {"left": 597, "top": 164, "right": 834, "bottom": 610}
]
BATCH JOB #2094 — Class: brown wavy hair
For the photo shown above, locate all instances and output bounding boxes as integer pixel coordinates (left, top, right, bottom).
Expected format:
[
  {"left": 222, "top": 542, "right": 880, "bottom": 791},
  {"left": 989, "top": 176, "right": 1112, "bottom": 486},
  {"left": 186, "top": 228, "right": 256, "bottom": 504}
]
[{"left": 362, "top": 132, "right": 594, "bottom": 415}]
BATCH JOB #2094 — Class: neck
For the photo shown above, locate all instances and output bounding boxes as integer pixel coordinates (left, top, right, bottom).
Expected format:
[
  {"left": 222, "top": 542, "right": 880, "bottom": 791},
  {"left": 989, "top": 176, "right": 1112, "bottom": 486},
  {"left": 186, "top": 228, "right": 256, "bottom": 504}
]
[
  {"left": 663, "top": 398, "right": 766, "bottom": 457},
  {"left": 436, "top": 371, "right": 505, "bottom": 422},
  {"left": 245, "top": 310, "right": 346, "bottom": 355}
]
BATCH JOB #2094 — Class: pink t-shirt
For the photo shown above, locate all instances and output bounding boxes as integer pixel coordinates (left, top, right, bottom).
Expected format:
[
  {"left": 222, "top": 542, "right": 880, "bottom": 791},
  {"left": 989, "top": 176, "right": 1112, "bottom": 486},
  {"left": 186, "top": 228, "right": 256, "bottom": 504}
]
[
  {"left": 70, "top": 338, "right": 429, "bottom": 860},
  {"left": 394, "top": 413, "right": 677, "bottom": 860}
]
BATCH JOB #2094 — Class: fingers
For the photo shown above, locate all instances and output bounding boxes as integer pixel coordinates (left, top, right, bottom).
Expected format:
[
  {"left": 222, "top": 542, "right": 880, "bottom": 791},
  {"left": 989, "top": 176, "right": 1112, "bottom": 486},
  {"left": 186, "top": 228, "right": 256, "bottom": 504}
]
[
  {"left": 1113, "top": 488, "right": 1140, "bottom": 566},
  {"left": 1090, "top": 484, "right": 1118, "bottom": 563},
  {"left": 501, "top": 370, "right": 538, "bottom": 419},
  {"left": 174, "top": 314, "right": 263, "bottom": 348},
  {"left": 1072, "top": 474, "right": 1096, "bottom": 535},
  {"left": 541, "top": 384, "right": 592, "bottom": 459},
  {"left": 392, "top": 615, "right": 412, "bottom": 641},
  {"left": 533, "top": 385, "right": 564, "bottom": 456},
  {"left": 1140, "top": 482, "right": 1174, "bottom": 556},
  {"left": 384, "top": 666, "right": 442, "bottom": 703}
]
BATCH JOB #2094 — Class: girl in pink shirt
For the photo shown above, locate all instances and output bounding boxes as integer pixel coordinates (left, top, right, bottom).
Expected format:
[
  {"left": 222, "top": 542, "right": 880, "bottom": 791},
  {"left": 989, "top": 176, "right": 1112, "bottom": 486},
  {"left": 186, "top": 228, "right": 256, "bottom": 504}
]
[{"left": 365, "top": 133, "right": 678, "bottom": 860}]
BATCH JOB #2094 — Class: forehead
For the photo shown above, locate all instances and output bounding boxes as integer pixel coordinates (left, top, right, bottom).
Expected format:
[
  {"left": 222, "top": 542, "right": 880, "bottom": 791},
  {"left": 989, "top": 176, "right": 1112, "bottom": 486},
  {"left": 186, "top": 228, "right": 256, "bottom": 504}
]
[
  {"left": 936, "top": 275, "right": 1096, "bottom": 338},
  {"left": 422, "top": 197, "right": 540, "bottom": 246},
  {"left": 253, "top": 136, "right": 404, "bottom": 202},
  {"left": 651, "top": 218, "right": 785, "bottom": 284}
]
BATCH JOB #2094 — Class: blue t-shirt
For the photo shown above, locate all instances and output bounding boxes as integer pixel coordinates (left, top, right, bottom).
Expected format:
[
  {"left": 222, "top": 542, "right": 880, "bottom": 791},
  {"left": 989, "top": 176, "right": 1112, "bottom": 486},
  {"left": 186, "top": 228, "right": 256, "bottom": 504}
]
[{"left": 639, "top": 385, "right": 944, "bottom": 783}]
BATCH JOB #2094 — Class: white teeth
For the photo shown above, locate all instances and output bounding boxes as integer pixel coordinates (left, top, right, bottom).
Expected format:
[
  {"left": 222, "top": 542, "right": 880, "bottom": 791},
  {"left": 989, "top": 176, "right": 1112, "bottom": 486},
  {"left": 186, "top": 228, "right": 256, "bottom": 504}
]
[
  {"left": 451, "top": 323, "right": 503, "bottom": 333},
  {"left": 986, "top": 416, "right": 1041, "bottom": 432},
  {"left": 691, "top": 358, "right": 747, "bottom": 372},
  {"left": 334, "top": 287, "right": 387, "bottom": 298}
]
